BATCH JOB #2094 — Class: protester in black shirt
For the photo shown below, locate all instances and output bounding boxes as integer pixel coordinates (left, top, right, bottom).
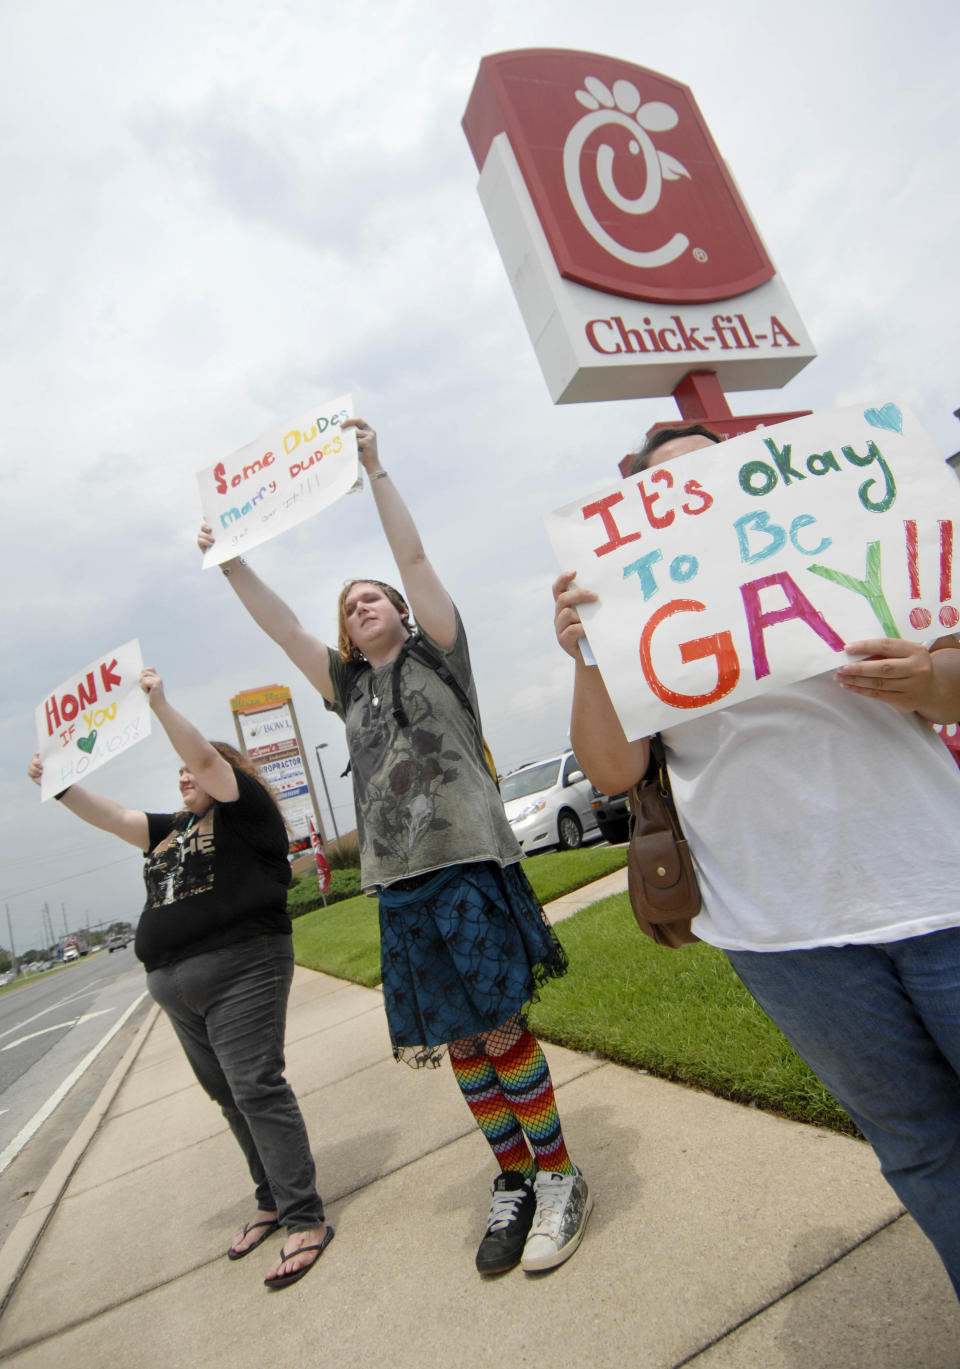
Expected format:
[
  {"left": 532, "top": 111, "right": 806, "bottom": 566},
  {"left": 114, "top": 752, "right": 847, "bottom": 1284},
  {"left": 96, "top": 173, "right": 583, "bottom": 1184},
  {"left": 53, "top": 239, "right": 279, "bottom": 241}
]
[{"left": 28, "top": 667, "right": 331, "bottom": 1291}]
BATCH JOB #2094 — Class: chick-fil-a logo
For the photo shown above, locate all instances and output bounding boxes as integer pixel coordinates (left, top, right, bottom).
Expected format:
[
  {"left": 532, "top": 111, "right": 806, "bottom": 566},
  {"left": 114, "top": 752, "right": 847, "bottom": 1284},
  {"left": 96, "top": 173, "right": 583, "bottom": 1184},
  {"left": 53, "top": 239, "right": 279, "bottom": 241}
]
[
  {"left": 463, "top": 49, "right": 775, "bottom": 305},
  {"left": 563, "top": 74, "right": 690, "bottom": 272}
]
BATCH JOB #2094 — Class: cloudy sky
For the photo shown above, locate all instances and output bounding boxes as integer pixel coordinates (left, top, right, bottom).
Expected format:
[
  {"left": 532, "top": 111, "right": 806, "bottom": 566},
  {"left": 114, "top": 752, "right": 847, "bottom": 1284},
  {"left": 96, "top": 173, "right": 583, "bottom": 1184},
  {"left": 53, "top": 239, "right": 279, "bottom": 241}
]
[{"left": 2, "top": 0, "right": 958, "bottom": 953}]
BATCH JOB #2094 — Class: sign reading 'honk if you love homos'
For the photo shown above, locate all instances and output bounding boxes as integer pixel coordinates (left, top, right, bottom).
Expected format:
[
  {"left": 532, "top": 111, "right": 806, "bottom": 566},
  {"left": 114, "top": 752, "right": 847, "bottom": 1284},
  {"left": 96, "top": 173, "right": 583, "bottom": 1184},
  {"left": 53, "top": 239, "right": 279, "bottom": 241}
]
[{"left": 35, "top": 639, "right": 151, "bottom": 801}]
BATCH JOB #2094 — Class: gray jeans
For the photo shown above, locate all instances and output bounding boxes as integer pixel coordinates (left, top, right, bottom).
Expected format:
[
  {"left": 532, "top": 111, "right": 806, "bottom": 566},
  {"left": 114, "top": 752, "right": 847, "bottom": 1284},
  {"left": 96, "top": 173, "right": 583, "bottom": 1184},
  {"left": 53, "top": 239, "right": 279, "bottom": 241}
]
[{"left": 147, "top": 934, "right": 324, "bottom": 1232}]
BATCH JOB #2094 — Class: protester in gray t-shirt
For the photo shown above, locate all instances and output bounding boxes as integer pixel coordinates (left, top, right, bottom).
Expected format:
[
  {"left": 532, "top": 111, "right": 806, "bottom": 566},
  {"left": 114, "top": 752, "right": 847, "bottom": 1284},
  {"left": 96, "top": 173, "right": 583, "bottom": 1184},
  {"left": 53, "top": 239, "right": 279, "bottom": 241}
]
[{"left": 198, "top": 417, "right": 593, "bottom": 1278}]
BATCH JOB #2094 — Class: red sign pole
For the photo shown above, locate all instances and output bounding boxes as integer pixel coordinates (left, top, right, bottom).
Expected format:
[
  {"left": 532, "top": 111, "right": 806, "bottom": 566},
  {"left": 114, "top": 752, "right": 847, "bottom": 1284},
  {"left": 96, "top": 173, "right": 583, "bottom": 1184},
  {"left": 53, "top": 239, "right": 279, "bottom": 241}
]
[
  {"left": 309, "top": 817, "right": 331, "bottom": 899},
  {"left": 618, "top": 369, "right": 813, "bottom": 477}
]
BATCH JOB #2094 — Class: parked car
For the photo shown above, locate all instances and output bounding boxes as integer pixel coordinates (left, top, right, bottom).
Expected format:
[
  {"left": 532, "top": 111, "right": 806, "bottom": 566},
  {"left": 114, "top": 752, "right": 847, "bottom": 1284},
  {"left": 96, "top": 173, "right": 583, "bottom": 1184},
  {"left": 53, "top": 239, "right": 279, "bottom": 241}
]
[
  {"left": 500, "top": 751, "right": 600, "bottom": 854},
  {"left": 589, "top": 787, "right": 631, "bottom": 845}
]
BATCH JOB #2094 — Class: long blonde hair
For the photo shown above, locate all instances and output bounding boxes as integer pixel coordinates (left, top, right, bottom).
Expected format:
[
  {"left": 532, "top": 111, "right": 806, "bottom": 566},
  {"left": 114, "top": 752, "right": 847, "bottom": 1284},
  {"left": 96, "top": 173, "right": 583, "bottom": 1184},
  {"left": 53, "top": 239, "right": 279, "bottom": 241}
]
[{"left": 336, "top": 579, "right": 410, "bottom": 662}]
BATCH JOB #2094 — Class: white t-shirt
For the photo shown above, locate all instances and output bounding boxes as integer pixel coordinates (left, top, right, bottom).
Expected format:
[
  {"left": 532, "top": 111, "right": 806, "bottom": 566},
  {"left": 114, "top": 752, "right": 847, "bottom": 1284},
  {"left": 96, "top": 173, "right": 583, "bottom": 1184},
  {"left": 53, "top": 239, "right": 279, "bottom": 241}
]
[{"left": 662, "top": 669, "right": 960, "bottom": 951}]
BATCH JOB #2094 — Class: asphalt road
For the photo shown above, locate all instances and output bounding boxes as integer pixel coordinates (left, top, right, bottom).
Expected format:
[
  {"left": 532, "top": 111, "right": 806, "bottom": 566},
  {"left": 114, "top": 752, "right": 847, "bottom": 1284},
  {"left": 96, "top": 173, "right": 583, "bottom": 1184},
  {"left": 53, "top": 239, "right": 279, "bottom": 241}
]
[{"left": 0, "top": 950, "right": 152, "bottom": 1248}]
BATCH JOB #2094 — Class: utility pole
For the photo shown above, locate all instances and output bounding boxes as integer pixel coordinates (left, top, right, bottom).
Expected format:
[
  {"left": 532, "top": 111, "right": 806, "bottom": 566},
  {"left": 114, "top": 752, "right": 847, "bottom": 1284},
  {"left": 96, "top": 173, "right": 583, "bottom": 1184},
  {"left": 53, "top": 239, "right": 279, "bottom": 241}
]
[
  {"left": 43, "top": 901, "right": 56, "bottom": 955},
  {"left": 5, "top": 905, "right": 17, "bottom": 976},
  {"left": 314, "top": 743, "right": 342, "bottom": 844}
]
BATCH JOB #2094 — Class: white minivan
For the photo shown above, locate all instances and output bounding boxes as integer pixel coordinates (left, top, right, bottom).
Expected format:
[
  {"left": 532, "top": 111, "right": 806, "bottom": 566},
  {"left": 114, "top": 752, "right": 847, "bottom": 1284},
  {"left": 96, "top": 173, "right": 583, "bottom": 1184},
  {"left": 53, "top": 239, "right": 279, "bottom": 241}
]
[{"left": 500, "top": 751, "right": 600, "bottom": 854}]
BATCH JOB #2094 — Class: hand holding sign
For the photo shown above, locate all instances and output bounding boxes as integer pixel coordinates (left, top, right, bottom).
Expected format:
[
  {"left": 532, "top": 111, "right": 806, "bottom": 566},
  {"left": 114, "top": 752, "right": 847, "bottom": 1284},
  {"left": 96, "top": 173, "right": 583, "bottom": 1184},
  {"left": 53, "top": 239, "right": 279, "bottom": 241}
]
[
  {"left": 835, "top": 637, "right": 945, "bottom": 713},
  {"left": 343, "top": 416, "right": 380, "bottom": 473},
  {"left": 553, "top": 570, "right": 598, "bottom": 661}
]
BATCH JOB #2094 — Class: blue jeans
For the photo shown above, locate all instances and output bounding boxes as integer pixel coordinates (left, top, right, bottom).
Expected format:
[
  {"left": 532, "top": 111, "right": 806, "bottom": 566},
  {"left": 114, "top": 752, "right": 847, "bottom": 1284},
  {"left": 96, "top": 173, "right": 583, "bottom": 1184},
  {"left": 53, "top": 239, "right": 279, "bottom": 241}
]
[
  {"left": 147, "top": 934, "right": 324, "bottom": 1233},
  {"left": 727, "top": 929, "right": 960, "bottom": 1299}
]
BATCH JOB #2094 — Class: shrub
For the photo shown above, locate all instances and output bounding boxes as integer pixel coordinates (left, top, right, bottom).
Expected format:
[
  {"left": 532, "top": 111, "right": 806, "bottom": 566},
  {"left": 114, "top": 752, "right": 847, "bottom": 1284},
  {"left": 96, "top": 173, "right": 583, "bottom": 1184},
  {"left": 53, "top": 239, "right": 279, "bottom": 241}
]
[
  {"left": 325, "top": 835, "right": 360, "bottom": 869},
  {"left": 287, "top": 868, "right": 363, "bottom": 918}
]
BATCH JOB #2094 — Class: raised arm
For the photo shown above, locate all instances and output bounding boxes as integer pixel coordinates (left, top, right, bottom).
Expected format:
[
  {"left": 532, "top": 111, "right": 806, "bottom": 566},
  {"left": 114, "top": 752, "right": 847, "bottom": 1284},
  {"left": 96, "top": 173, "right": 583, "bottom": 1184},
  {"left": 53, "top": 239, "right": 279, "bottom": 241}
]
[
  {"left": 139, "top": 668, "right": 239, "bottom": 802},
  {"left": 553, "top": 571, "right": 649, "bottom": 794},
  {"left": 198, "top": 529, "right": 335, "bottom": 702},
  {"left": 343, "top": 418, "right": 456, "bottom": 650},
  {"left": 27, "top": 754, "right": 150, "bottom": 849}
]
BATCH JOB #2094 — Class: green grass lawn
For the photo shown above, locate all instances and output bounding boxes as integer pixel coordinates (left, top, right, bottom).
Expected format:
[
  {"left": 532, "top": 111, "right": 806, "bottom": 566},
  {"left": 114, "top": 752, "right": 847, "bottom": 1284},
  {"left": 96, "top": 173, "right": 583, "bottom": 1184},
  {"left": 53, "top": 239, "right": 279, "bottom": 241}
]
[
  {"left": 291, "top": 847, "right": 855, "bottom": 1135},
  {"left": 528, "top": 893, "right": 855, "bottom": 1136},
  {"left": 1, "top": 962, "right": 69, "bottom": 994},
  {"left": 291, "top": 845, "right": 627, "bottom": 987}
]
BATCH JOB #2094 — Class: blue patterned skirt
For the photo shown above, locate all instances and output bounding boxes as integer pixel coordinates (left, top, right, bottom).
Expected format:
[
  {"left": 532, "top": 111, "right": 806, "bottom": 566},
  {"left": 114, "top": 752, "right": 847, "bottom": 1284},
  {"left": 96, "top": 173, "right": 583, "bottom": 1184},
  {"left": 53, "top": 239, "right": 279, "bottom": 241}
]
[{"left": 378, "top": 860, "right": 568, "bottom": 1068}]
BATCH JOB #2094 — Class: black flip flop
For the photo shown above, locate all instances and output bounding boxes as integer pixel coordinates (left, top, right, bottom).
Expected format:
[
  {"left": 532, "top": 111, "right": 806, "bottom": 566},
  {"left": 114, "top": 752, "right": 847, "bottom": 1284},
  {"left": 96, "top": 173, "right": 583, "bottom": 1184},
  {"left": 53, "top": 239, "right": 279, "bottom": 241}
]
[
  {"left": 264, "top": 1225, "right": 335, "bottom": 1290},
  {"left": 227, "top": 1218, "right": 281, "bottom": 1261}
]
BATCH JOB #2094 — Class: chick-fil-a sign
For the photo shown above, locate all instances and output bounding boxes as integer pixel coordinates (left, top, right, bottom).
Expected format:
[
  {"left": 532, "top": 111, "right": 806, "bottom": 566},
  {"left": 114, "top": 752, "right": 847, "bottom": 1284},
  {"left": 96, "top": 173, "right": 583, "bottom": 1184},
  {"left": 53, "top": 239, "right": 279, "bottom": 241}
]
[
  {"left": 198, "top": 393, "right": 358, "bottom": 567},
  {"left": 35, "top": 639, "right": 151, "bottom": 800},
  {"left": 545, "top": 403, "right": 960, "bottom": 740},
  {"left": 464, "top": 49, "right": 773, "bottom": 305}
]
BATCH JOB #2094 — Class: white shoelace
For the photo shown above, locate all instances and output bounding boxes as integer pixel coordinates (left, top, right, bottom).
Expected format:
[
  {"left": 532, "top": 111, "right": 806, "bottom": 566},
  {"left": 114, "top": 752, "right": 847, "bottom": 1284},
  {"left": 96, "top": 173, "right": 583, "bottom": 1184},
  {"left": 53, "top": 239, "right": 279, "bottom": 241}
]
[
  {"left": 486, "top": 1188, "right": 528, "bottom": 1232},
  {"left": 530, "top": 1174, "right": 574, "bottom": 1234}
]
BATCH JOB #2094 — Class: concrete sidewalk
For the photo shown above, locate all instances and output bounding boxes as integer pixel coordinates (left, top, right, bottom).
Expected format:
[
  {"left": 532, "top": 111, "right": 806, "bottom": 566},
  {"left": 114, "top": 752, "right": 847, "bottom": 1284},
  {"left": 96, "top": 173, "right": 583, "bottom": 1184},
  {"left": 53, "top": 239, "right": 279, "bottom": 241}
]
[{"left": 1, "top": 873, "right": 959, "bottom": 1368}]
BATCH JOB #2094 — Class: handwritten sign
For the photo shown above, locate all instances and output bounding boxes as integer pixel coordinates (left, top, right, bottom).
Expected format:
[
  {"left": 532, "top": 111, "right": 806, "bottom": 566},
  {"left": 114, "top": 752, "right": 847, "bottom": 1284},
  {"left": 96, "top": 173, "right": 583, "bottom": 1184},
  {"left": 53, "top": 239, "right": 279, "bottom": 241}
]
[
  {"left": 35, "top": 639, "right": 151, "bottom": 800},
  {"left": 545, "top": 402, "right": 960, "bottom": 740},
  {"left": 198, "top": 394, "right": 358, "bottom": 566}
]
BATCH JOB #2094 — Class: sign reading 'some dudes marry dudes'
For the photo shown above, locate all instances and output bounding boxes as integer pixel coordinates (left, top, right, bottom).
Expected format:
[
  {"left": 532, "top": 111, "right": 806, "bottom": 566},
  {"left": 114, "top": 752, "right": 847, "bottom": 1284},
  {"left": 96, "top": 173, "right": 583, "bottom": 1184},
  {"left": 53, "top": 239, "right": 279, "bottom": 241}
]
[
  {"left": 197, "top": 394, "right": 358, "bottom": 568},
  {"left": 545, "top": 404, "right": 960, "bottom": 741},
  {"left": 463, "top": 50, "right": 816, "bottom": 402}
]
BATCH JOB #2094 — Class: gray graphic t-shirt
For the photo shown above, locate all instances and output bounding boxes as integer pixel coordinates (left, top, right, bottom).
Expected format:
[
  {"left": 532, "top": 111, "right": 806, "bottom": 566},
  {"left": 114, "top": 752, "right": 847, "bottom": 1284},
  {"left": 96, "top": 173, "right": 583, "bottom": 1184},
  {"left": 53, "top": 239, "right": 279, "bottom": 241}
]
[{"left": 326, "top": 610, "right": 521, "bottom": 889}]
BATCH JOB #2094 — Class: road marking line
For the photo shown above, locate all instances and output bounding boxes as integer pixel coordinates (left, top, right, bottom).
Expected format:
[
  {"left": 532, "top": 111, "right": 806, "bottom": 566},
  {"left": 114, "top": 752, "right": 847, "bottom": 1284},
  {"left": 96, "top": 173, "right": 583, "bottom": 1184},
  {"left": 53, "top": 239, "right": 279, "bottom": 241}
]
[
  {"left": 1, "top": 1009, "right": 115, "bottom": 1052},
  {"left": 0, "top": 983, "right": 105, "bottom": 1043},
  {"left": 0, "top": 991, "right": 148, "bottom": 1178}
]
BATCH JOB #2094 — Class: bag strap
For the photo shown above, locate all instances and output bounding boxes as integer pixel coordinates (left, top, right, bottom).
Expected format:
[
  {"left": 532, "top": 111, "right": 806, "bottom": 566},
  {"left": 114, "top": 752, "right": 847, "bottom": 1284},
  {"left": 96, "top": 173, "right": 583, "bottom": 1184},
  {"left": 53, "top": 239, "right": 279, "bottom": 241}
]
[{"left": 632, "top": 733, "right": 687, "bottom": 839}]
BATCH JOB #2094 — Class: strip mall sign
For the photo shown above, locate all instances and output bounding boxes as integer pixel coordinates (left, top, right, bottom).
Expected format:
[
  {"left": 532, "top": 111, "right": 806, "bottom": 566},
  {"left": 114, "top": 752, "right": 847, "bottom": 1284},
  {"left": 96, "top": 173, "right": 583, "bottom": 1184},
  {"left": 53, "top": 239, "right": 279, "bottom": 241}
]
[{"left": 463, "top": 49, "right": 816, "bottom": 403}]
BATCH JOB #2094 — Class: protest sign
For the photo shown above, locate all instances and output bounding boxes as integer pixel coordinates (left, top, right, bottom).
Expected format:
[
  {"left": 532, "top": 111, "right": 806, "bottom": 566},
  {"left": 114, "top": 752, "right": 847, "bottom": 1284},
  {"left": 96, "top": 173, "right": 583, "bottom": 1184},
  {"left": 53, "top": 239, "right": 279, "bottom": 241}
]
[
  {"left": 35, "top": 639, "right": 151, "bottom": 800},
  {"left": 198, "top": 394, "right": 358, "bottom": 566},
  {"left": 545, "top": 402, "right": 960, "bottom": 740}
]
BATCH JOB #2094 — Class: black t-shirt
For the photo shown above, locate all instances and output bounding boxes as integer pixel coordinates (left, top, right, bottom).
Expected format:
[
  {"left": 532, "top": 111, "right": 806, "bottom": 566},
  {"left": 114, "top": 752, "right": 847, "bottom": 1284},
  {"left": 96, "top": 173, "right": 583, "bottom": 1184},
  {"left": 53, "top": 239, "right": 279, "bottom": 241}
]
[{"left": 134, "top": 766, "right": 292, "bottom": 972}]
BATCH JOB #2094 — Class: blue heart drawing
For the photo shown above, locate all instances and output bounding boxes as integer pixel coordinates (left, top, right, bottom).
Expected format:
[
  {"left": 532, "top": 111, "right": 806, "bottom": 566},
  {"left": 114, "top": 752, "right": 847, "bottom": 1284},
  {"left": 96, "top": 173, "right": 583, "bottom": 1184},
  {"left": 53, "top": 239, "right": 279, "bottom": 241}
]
[{"left": 864, "top": 403, "right": 902, "bottom": 435}]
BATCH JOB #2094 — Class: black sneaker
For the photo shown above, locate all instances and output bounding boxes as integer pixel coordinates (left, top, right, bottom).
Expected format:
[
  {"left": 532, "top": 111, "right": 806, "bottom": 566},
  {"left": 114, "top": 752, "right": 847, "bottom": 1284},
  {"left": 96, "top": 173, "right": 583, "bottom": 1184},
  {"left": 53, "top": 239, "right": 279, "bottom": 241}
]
[{"left": 475, "top": 1171, "right": 536, "bottom": 1274}]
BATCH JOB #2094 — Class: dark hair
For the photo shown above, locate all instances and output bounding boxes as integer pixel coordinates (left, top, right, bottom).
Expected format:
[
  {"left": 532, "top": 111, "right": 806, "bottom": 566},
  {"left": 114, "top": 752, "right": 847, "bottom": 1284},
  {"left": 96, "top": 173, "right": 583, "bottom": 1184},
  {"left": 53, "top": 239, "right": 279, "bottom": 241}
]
[
  {"left": 336, "top": 579, "right": 410, "bottom": 662},
  {"left": 209, "top": 741, "right": 280, "bottom": 809},
  {"left": 628, "top": 423, "right": 723, "bottom": 476}
]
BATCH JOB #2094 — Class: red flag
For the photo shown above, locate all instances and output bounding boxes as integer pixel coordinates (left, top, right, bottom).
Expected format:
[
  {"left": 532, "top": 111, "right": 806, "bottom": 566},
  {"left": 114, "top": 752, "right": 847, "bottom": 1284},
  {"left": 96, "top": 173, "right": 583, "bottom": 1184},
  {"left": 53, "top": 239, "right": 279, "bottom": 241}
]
[{"left": 308, "top": 817, "right": 331, "bottom": 894}]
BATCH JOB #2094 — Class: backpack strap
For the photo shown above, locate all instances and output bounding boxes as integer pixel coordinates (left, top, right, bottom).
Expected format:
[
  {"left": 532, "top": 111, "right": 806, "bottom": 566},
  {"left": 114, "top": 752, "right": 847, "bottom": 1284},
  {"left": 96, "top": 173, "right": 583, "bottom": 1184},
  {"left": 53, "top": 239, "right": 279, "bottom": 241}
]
[
  {"left": 342, "top": 633, "right": 498, "bottom": 784},
  {"left": 395, "top": 635, "right": 479, "bottom": 731}
]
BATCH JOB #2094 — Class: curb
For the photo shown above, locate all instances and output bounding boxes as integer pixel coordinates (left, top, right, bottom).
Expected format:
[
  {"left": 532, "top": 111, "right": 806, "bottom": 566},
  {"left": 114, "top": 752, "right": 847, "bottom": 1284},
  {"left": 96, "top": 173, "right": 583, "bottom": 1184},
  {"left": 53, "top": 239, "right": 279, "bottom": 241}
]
[{"left": 0, "top": 1001, "right": 161, "bottom": 1318}]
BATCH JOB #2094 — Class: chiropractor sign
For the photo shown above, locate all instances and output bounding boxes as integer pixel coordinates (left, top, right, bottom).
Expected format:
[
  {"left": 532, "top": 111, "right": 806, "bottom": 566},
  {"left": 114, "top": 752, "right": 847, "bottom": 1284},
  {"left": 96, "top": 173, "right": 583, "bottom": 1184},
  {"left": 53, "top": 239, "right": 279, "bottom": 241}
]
[
  {"left": 463, "top": 50, "right": 815, "bottom": 402},
  {"left": 545, "top": 404, "right": 960, "bottom": 740}
]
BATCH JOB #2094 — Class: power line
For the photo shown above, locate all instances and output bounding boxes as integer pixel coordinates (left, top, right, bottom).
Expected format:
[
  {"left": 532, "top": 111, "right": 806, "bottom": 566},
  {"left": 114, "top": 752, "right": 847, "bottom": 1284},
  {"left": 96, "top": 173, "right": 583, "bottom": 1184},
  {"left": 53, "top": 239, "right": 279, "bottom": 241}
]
[{"left": 1, "top": 853, "right": 141, "bottom": 901}]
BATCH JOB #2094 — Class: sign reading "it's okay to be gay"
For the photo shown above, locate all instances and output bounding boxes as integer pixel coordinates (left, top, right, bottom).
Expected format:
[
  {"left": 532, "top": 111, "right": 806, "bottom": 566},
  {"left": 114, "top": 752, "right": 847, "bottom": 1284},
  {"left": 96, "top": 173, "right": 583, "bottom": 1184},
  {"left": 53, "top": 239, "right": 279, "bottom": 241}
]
[{"left": 545, "top": 402, "right": 960, "bottom": 740}]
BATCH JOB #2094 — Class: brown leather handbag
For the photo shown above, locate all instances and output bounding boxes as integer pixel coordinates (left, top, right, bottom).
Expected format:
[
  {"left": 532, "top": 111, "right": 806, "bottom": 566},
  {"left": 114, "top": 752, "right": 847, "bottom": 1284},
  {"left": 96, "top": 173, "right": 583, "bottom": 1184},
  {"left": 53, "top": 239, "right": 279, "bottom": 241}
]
[{"left": 627, "top": 734, "right": 701, "bottom": 948}]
